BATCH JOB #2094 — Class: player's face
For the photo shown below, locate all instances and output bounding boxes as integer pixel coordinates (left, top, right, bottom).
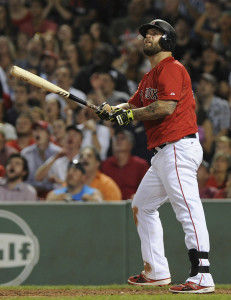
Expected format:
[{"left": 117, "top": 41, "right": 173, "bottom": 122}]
[{"left": 143, "top": 28, "right": 162, "bottom": 56}]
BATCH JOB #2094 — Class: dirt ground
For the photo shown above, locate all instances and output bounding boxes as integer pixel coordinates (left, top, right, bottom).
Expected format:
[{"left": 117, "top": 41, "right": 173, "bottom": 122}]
[{"left": 0, "top": 288, "right": 230, "bottom": 297}]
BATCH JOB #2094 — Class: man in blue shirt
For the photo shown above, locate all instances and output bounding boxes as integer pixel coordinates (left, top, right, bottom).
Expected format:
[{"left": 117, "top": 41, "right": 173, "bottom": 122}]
[{"left": 46, "top": 159, "right": 102, "bottom": 202}]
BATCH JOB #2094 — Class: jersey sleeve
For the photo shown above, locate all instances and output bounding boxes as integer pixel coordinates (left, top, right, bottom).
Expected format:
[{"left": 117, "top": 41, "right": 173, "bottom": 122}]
[
  {"left": 128, "top": 77, "right": 146, "bottom": 108},
  {"left": 157, "top": 63, "right": 183, "bottom": 101}
]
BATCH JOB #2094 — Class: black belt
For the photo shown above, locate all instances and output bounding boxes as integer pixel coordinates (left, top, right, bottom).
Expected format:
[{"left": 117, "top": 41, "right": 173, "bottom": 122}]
[{"left": 152, "top": 133, "right": 196, "bottom": 156}]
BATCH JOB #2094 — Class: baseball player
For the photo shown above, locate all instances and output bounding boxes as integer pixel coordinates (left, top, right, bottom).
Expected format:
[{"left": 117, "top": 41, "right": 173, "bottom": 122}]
[{"left": 96, "top": 19, "right": 215, "bottom": 294}]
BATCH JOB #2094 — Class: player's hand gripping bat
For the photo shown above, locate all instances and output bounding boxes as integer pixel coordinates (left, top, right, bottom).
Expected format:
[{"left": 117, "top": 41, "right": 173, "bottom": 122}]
[{"left": 10, "top": 66, "right": 112, "bottom": 115}]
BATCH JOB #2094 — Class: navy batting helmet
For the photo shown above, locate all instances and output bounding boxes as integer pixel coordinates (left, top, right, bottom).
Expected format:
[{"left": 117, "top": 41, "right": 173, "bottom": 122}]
[{"left": 139, "top": 19, "right": 176, "bottom": 52}]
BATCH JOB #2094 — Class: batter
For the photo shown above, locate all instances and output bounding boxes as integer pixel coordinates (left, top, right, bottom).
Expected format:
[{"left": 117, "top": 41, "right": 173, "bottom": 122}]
[{"left": 96, "top": 19, "right": 215, "bottom": 294}]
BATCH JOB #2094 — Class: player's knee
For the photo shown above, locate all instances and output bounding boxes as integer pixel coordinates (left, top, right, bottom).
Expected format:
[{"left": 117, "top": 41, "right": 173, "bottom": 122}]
[{"left": 188, "top": 249, "right": 210, "bottom": 276}]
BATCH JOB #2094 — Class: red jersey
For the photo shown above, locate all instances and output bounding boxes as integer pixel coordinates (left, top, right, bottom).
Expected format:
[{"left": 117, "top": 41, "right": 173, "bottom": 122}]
[{"left": 128, "top": 57, "right": 198, "bottom": 149}]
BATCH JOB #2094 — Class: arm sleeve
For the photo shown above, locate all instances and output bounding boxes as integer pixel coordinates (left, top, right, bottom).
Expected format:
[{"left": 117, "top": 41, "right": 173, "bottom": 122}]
[{"left": 128, "top": 79, "right": 145, "bottom": 108}]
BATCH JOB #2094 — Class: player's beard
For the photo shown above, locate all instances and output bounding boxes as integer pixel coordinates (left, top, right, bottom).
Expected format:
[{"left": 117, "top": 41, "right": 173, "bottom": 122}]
[{"left": 143, "top": 42, "right": 162, "bottom": 56}]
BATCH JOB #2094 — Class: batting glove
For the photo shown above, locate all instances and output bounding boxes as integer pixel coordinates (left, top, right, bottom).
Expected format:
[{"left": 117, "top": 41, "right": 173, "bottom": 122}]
[
  {"left": 109, "top": 108, "right": 134, "bottom": 125},
  {"left": 95, "top": 102, "right": 111, "bottom": 121}
]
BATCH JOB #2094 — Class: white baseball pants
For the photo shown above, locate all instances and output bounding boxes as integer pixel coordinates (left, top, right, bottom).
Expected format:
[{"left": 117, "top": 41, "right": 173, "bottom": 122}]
[{"left": 132, "top": 137, "right": 214, "bottom": 286}]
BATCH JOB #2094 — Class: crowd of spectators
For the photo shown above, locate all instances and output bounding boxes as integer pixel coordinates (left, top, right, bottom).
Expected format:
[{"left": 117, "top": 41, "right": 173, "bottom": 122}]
[{"left": 0, "top": 0, "right": 231, "bottom": 201}]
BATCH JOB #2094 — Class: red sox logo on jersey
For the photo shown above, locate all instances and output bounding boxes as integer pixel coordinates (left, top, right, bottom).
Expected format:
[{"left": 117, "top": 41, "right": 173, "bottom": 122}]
[
  {"left": 145, "top": 88, "right": 158, "bottom": 100},
  {"left": 140, "top": 88, "right": 158, "bottom": 103}
]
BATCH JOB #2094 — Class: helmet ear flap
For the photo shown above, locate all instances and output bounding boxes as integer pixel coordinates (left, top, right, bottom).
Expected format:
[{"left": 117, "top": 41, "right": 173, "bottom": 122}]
[
  {"left": 159, "top": 33, "right": 175, "bottom": 52},
  {"left": 159, "top": 34, "right": 171, "bottom": 52}
]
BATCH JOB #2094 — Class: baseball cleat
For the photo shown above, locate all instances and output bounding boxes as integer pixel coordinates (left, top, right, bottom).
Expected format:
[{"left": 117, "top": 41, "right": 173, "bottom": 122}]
[
  {"left": 169, "top": 281, "right": 215, "bottom": 293},
  {"left": 128, "top": 271, "right": 171, "bottom": 286}
]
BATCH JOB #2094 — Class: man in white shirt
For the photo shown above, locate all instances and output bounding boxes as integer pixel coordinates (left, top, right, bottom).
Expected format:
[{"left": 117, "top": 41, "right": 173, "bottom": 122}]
[{"left": 35, "top": 125, "right": 83, "bottom": 189}]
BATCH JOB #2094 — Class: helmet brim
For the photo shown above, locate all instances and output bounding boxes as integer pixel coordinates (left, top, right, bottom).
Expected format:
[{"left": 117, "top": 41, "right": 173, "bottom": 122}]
[{"left": 139, "top": 23, "right": 164, "bottom": 38}]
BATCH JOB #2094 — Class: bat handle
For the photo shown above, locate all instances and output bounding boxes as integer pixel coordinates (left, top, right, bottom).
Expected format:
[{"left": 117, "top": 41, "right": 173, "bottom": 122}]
[{"left": 68, "top": 94, "right": 98, "bottom": 111}]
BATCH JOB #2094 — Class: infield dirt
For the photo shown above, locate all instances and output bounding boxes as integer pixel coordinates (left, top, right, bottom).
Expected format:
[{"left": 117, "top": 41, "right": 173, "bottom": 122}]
[{"left": 0, "top": 286, "right": 231, "bottom": 297}]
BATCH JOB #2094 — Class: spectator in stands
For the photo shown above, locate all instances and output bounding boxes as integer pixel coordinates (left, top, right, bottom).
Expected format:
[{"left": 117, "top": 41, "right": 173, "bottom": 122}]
[
  {"left": 196, "top": 73, "right": 230, "bottom": 141},
  {"left": 19, "top": 0, "right": 58, "bottom": 38},
  {"left": 70, "top": 1, "right": 98, "bottom": 35},
  {"left": 74, "top": 100, "right": 110, "bottom": 160},
  {"left": 109, "top": 0, "right": 151, "bottom": 48},
  {"left": 222, "top": 167, "right": 231, "bottom": 198},
  {"left": 0, "top": 153, "right": 37, "bottom": 201},
  {"left": 215, "top": 136, "right": 231, "bottom": 156},
  {"left": 0, "top": 66, "right": 11, "bottom": 111},
  {"left": 48, "top": 65, "right": 86, "bottom": 115},
  {"left": 5, "top": 82, "right": 30, "bottom": 126},
  {"left": 0, "top": 124, "right": 18, "bottom": 166},
  {"left": 0, "top": 122, "right": 17, "bottom": 142},
  {"left": 8, "top": 0, "right": 31, "bottom": 29},
  {"left": 0, "top": 36, "right": 16, "bottom": 71},
  {"left": 42, "top": 0, "right": 72, "bottom": 27},
  {"left": 158, "top": 0, "right": 182, "bottom": 27},
  {"left": 101, "top": 128, "right": 149, "bottom": 200},
  {"left": 173, "top": 15, "right": 202, "bottom": 69},
  {"left": 195, "top": 95, "right": 213, "bottom": 162},
  {"left": 79, "top": 146, "right": 122, "bottom": 201},
  {"left": 112, "top": 120, "right": 153, "bottom": 164},
  {"left": 206, "top": 151, "right": 231, "bottom": 190},
  {"left": 0, "top": 106, "right": 17, "bottom": 142},
  {"left": 197, "top": 160, "right": 222, "bottom": 199},
  {"left": 194, "top": 0, "right": 221, "bottom": 44},
  {"left": 46, "top": 159, "right": 102, "bottom": 202},
  {"left": 212, "top": 11, "right": 231, "bottom": 69},
  {"left": 21, "top": 120, "right": 61, "bottom": 199},
  {"left": 35, "top": 125, "right": 83, "bottom": 189},
  {"left": 178, "top": 0, "right": 204, "bottom": 24},
  {"left": 62, "top": 43, "right": 86, "bottom": 77},
  {"left": 40, "top": 50, "right": 58, "bottom": 83},
  {"left": 6, "top": 113, "right": 35, "bottom": 152},
  {"left": 15, "top": 32, "right": 29, "bottom": 62},
  {"left": 113, "top": 45, "right": 148, "bottom": 95},
  {"left": 51, "top": 118, "right": 66, "bottom": 147},
  {"left": 57, "top": 24, "right": 74, "bottom": 57},
  {"left": 191, "top": 45, "right": 230, "bottom": 98},
  {"left": 27, "top": 79, "right": 47, "bottom": 109},
  {"left": 77, "top": 32, "right": 96, "bottom": 66},
  {"left": 90, "top": 71, "right": 130, "bottom": 107},
  {"left": 15, "top": 34, "right": 44, "bottom": 71},
  {"left": 42, "top": 32, "right": 59, "bottom": 54},
  {"left": 73, "top": 43, "right": 129, "bottom": 95},
  {"left": 30, "top": 106, "right": 45, "bottom": 122},
  {"left": 0, "top": 164, "right": 5, "bottom": 177},
  {"left": 44, "top": 95, "right": 61, "bottom": 126},
  {"left": 90, "top": 22, "right": 112, "bottom": 48},
  {"left": 0, "top": 4, "right": 17, "bottom": 41}
]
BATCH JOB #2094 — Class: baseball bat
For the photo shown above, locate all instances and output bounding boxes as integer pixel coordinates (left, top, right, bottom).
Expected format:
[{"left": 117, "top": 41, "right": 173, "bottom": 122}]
[{"left": 10, "top": 66, "right": 98, "bottom": 111}]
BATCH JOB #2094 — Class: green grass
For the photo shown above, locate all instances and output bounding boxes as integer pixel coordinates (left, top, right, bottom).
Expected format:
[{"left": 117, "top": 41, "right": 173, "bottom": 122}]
[{"left": 0, "top": 284, "right": 230, "bottom": 299}]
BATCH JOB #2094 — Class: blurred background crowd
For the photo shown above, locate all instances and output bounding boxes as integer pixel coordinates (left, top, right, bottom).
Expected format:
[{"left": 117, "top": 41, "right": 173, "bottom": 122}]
[{"left": 0, "top": 0, "right": 231, "bottom": 201}]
